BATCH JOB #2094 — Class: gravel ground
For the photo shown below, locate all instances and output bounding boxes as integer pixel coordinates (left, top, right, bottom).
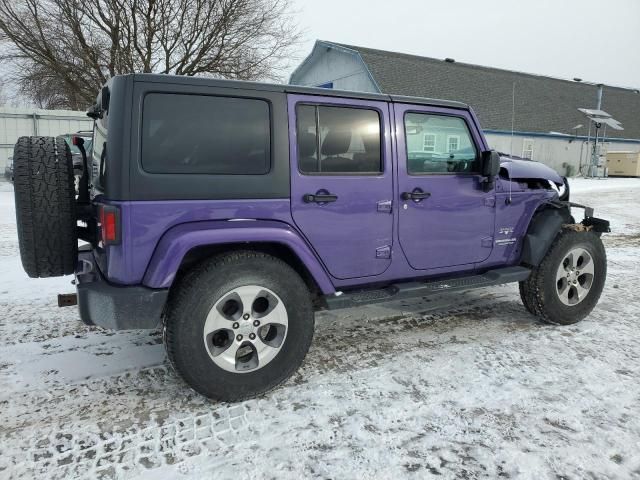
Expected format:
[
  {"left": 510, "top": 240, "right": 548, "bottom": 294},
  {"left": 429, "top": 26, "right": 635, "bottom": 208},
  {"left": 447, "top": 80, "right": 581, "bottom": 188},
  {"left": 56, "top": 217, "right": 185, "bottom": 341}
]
[{"left": 0, "top": 178, "right": 639, "bottom": 480}]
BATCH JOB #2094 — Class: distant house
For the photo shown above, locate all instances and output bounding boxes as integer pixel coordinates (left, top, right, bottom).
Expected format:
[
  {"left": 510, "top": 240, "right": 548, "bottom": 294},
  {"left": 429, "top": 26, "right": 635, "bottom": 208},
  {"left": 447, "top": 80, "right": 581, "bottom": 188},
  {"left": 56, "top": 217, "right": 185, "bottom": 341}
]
[{"left": 290, "top": 41, "right": 640, "bottom": 175}]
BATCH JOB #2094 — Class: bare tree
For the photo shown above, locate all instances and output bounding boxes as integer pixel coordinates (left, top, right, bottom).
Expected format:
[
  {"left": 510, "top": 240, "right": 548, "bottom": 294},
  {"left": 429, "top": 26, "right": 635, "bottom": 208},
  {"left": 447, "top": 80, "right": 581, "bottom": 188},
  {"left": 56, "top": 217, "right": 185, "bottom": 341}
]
[
  {"left": 0, "top": 0, "right": 300, "bottom": 109},
  {"left": 0, "top": 78, "right": 7, "bottom": 106}
]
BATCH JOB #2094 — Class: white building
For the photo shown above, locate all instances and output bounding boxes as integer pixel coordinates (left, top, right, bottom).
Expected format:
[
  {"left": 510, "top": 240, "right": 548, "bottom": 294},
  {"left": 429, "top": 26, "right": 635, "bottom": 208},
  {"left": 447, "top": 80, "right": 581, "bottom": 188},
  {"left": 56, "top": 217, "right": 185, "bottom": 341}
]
[
  {"left": 0, "top": 107, "right": 92, "bottom": 171},
  {"left": 290, "top": 41, "right": 640, "bottom": 176}
]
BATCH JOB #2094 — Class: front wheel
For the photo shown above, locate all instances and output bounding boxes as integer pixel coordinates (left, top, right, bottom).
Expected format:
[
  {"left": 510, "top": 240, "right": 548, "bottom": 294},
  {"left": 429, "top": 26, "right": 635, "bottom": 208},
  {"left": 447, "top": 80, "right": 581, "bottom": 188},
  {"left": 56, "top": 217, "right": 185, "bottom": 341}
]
[
  {"left": 164, "top": 251, "right": 315, "bottom": 401},
  {"left": 519, "top": 230, "right": 606, "bottom": 325}
]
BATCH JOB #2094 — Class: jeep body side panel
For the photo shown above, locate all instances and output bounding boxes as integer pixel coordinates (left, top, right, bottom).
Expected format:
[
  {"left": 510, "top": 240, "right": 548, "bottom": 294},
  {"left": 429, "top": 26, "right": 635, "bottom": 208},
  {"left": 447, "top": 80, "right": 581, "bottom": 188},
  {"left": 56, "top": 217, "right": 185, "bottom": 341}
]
[
  {"left": 101, "top": 199, "right": 294, "bottom": 284},
  {"left": 142, "top": 220, "right": 336, "bottom": 294},
  {"left": 476, "top": 176, "right": 558, "bottom": 269}
]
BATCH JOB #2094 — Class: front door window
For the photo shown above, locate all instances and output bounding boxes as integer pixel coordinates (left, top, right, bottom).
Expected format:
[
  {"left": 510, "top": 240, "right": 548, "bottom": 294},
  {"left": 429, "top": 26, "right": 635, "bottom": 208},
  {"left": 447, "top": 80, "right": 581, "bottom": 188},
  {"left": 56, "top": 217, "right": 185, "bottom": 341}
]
[{"left": 405, "top": 113, "right": 478, "bottom": 174}]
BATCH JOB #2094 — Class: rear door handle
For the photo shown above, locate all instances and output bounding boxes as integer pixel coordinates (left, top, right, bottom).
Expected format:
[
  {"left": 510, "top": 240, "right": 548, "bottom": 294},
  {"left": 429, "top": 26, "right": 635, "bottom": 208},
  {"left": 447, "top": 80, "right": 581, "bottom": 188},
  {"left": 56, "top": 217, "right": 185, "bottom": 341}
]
[
  {"left": 303, "top": 192, "right": 338, "bottom": 203},
  {"left": 401, "top": 189, "right": 431, "bottom": 201}
]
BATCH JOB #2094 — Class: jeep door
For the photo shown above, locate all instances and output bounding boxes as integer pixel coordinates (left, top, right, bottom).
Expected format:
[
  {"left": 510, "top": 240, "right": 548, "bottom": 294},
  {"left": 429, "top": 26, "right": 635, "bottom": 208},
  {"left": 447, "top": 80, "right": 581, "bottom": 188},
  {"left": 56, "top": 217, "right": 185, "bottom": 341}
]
[
  {"left": 394, "top": 104, "right": 495, "bottom": 270},
  {"left": 288, "top": 95, "right": 394, "bottom": 280}
]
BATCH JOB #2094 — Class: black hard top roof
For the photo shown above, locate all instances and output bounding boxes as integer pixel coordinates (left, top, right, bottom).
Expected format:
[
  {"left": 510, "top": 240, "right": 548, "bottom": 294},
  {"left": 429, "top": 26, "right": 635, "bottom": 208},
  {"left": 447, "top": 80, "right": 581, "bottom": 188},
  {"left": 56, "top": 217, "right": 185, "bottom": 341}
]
[{"left": 128, "top": 73, "right": 470, "bottom": 110}]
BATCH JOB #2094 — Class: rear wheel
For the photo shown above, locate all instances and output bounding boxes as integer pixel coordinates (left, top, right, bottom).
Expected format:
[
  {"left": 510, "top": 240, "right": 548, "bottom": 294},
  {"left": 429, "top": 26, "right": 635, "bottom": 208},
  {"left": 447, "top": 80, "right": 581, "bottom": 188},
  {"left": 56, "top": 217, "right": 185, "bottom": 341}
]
[
  {"left": 519, "top": 230, "right": 606, "bottom": 325},
  {"left": 164, "top": 251, "right": 315, "bottom": 401},
  {"left": 13, "top": 136, "right": 77, "bottom": 277}
]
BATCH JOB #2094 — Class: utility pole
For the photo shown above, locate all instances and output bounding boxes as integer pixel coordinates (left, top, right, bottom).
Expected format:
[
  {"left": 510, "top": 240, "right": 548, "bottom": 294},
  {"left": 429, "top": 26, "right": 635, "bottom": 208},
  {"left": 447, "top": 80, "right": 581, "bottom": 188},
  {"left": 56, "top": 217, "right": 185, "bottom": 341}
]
[{"left": 591, "top": 84, "right": 604, "bottom": 177}]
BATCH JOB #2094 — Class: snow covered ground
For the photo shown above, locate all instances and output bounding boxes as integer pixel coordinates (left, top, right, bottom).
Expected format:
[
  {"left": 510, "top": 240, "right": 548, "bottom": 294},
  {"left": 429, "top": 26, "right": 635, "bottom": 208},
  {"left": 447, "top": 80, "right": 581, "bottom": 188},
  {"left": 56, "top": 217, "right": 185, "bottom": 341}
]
[{"left": 1, "top": 178, "right": 639, "bottom": 479}]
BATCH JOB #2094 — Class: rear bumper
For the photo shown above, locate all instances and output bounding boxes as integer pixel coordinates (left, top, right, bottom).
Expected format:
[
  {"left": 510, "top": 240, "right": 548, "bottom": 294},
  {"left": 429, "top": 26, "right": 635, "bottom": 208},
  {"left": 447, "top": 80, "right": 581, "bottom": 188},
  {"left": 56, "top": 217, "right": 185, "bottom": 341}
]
[{"left": 76, "top": 250, "right": 168, "bottom": 330}]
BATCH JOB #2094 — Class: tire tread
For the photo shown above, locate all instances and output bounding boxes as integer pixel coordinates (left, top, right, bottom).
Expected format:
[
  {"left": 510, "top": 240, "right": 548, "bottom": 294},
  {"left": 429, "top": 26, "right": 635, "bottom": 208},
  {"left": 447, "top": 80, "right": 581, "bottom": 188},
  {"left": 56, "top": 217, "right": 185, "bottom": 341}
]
[
  {"left": 519, "top": 229, "right": 606, "bottom": 325},
  {"left": 164, "top": 250, "right": 314, "bottom": 401},
  {"left": 13, "top": 136, "right": 77, "bottom": 277}
]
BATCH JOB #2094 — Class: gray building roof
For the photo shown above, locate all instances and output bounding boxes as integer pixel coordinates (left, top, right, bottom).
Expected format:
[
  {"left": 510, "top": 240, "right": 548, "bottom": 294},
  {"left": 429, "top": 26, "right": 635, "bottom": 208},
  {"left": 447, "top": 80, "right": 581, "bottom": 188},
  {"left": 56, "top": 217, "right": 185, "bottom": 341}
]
[{"left": 328, "top": 42, "right": 640, "bottom": 140}]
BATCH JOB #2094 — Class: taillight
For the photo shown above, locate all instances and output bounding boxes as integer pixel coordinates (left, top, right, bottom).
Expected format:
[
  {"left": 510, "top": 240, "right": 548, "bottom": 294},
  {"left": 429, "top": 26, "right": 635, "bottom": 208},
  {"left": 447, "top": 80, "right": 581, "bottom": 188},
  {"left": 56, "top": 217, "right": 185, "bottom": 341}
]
[{"left": 98, "top": 204, "right": 120, "bottom": 245}]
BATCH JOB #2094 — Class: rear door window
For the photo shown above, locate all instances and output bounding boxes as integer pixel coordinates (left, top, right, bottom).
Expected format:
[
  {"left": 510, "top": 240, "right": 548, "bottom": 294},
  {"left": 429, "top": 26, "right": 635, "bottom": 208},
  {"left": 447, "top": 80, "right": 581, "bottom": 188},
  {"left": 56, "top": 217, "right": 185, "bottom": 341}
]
[
  {"left": 296, "top": 104, "right": 382, "bottom": 174},
  {"left": 141, "top": 93, "right": 271, "bottom": 174}
]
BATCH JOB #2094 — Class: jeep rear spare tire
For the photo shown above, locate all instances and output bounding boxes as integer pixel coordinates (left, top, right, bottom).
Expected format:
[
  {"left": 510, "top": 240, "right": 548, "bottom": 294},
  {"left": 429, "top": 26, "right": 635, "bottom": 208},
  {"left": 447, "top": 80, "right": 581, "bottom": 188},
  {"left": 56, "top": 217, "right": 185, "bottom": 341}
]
[{"left": 13, "top": 136, "right": 77, "bottom": 278}]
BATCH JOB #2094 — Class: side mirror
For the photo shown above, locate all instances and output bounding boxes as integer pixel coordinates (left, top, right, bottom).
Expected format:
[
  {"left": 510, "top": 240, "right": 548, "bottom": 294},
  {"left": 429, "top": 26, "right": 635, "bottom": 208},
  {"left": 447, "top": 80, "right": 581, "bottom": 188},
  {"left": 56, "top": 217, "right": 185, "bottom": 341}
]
[
  {"left": 481, "top": 150, "right": 501, "bottom": 178},
  {"left": 480, "top": 150, "right": 500, "bottom": 191}
]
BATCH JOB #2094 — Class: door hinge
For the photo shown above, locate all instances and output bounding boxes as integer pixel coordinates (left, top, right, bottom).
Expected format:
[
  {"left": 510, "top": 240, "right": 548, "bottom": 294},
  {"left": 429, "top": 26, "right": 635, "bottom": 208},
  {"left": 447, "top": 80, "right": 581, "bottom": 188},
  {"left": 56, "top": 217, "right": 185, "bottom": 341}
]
[
  {"left": 377, "top": 200, "right": 392, "bottom": 213},
  {"left": 484, "top": 197, "right": 496, "bottom": 208},
  {"left": 481, "top": 237, "right": 494, "bottom": 248},
  {"left": 376, "top": 245, "right": 391, "bottom": 259}
]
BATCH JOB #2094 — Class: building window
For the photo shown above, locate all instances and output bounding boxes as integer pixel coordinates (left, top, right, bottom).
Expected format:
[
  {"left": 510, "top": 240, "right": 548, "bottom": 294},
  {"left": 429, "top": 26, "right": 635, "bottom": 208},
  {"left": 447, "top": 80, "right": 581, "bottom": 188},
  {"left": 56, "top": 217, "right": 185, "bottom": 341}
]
[
  {"left": 423, "top": 134, "right": 436, "bottom": 152},
  {"left": 405, "top": 113, "right": 478, "bottom": 174},
  {"left": 447, "top": 135, "right": 460, "bottom": 153},
  {"left": 522, "top": 139, "right": 534, "bottom": 160}
]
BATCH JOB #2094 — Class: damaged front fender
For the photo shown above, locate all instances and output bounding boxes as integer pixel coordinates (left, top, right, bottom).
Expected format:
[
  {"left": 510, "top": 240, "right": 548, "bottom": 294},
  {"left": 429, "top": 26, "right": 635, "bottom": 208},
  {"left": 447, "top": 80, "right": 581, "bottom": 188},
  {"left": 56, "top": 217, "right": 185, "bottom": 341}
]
[
  {"left": 521, "top": 201, "right": 611, "bottom": 266},
  {"left": 500, "top": 156, "right": 564, "bottom": 186}
]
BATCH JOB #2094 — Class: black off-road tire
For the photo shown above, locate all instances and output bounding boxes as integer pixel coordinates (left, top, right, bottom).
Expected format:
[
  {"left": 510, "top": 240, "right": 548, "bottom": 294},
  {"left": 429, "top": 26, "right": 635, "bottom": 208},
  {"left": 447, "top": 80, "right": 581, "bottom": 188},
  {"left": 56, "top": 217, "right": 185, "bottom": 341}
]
[
  {"left": 518, "top": 281, "right": 537, "bottom": 315},
  {"left": 164, "top": 251, "right": 315, "bottom": 401},
  {"left": 13, "top": 136, "right": 77, "bottom": 278},
  {"left": 519, "top": 230, "right": 606, "bottom": 325}
]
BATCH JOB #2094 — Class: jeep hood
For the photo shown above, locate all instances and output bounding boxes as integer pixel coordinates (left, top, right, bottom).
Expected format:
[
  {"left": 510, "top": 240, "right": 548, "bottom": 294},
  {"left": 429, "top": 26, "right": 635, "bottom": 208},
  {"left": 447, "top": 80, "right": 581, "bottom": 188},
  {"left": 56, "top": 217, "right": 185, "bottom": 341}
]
[{"left": 499, "top": 155, "right": 564, "bottom": 185}]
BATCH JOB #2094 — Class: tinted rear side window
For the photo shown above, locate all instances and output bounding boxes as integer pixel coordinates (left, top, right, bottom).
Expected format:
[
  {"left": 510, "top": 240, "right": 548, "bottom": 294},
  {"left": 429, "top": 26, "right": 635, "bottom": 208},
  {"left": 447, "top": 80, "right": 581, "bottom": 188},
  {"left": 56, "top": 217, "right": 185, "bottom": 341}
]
[
  {"left": 141, "top": 93, "right": 270, "bottom": 174},
  {"left": 296, "top": 104, "right": 382, "bottom": 174}
]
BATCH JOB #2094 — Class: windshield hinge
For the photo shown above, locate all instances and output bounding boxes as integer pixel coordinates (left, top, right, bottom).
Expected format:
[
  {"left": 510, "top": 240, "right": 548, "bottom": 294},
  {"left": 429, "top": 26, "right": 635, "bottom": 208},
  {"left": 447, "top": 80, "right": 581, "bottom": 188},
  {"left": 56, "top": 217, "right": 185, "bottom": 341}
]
[{"left": 377, "top": 200, "right": 392, "bottom": 213}]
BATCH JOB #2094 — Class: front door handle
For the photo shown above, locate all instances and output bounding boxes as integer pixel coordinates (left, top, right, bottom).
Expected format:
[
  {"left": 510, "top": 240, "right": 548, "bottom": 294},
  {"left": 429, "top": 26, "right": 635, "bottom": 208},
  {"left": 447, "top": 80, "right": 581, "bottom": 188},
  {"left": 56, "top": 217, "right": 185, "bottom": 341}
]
[
  {"left": 303, "top": 191, "right": 338, "bottom": 204},
  {"left": 401, "top": 189, "right": 431, "bottom": 201}
]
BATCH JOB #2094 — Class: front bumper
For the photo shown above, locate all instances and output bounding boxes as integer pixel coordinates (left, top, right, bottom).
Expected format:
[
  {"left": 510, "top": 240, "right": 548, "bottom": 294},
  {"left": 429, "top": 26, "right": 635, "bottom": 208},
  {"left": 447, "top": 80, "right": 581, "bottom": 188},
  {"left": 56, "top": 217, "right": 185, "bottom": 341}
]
[{"left": 76, "top": 250, "right": 168, "bottom": 330}]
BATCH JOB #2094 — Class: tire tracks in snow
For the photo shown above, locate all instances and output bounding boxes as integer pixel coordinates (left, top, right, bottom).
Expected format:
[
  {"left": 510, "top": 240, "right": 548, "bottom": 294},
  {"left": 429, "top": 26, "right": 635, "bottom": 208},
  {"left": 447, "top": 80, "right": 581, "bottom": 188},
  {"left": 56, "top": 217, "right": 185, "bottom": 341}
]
[
  {"left": 2, "top": 239, "right": 639, "bottom": 479},
  {"left": 1, "top": 293, "right": 540, "bottom": 480}
]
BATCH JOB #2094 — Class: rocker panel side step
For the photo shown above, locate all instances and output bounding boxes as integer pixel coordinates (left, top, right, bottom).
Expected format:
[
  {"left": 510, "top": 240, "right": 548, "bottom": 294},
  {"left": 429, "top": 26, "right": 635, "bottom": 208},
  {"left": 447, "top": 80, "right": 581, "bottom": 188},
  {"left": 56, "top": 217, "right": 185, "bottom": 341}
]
[{"left": 324, "top": 266, "right": 531, "bottom": 311}]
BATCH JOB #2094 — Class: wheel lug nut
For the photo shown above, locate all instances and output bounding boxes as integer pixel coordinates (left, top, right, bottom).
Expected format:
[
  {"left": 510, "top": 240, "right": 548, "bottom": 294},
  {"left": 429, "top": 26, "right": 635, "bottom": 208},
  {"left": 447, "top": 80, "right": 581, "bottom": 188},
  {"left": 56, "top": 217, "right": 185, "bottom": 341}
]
[
  {"left": 249, "top": 333, "right": 256, "bottom": 340},
  {"left": 236, "top": 334, "right": 243, "bottom": 341},
  {"left": 232, "top": 322, "right": 239, "bottom": 329},
  {"left": 243, "top": 314, "right": 250, "bottom": 320},
  {"left": 253, "top": 320, "right": 260, "bottom": 327}
]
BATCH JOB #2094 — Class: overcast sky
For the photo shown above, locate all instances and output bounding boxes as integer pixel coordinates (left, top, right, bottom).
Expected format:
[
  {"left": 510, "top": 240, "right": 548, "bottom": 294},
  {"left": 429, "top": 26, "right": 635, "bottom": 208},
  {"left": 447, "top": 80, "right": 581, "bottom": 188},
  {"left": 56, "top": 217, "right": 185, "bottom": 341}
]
[{"left": 289, "top": 0, "right": 640, "bottom": 89}]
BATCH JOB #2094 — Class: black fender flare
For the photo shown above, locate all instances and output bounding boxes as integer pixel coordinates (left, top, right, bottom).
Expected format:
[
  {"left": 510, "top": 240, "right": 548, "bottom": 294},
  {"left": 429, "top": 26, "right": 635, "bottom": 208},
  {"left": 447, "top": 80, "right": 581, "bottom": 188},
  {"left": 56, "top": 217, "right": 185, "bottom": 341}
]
[{"left": 520, "top": 206, "right": 573, "bottom": 267}]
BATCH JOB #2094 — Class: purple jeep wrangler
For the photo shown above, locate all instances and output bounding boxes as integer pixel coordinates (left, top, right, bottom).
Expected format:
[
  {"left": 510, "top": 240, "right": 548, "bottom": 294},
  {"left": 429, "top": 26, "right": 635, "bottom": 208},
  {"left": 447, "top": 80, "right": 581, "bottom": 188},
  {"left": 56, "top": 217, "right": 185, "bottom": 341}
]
[{"left": 12, "top": 74, "right": 609, "bottom": 401}]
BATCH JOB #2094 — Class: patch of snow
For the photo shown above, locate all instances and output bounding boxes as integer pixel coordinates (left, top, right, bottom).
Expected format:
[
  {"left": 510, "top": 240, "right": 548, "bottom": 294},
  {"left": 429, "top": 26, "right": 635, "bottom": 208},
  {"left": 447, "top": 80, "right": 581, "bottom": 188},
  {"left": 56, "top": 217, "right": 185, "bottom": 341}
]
[{"left": 0, "top": 179, "right": 639, "bottom": 479}]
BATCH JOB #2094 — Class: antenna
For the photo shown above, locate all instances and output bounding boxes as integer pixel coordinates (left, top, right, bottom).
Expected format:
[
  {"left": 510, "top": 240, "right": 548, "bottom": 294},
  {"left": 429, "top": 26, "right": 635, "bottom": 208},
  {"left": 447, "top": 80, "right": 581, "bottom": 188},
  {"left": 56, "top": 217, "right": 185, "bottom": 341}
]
[{"left": 510, "top": 82, "right": 515, "bottom": 156}]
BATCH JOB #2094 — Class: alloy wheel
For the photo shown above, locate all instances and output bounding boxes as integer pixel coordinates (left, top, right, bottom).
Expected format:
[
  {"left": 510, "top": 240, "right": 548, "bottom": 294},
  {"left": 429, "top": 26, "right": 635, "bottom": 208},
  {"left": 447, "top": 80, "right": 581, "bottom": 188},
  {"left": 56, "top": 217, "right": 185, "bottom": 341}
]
[
  {"left": 203, "top": 286, "right": 288, "bottom": 373},
  {"left": 555, "top": 247, "right": 595, "bottom": 306}
]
